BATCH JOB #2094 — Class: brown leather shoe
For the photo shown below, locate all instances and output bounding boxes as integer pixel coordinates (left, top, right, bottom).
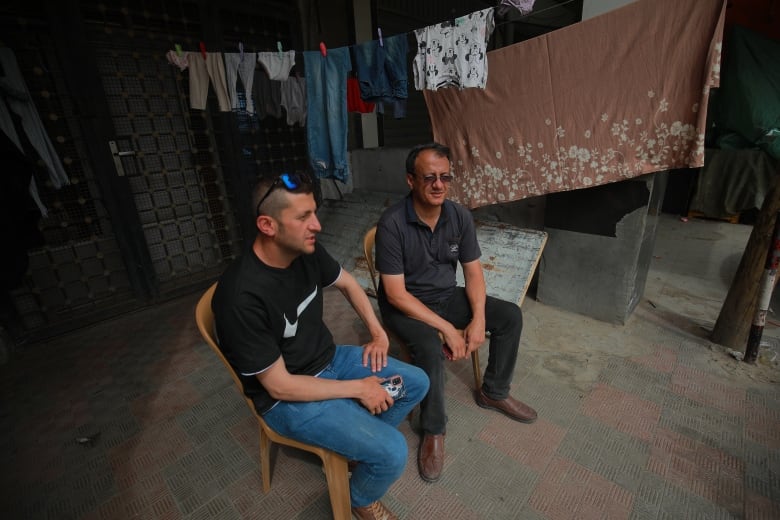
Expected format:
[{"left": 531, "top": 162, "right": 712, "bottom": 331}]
[
  {"left": 418, "top": 433, "right": 445, "bottom": 482},
  {"left": 351, "top": 500, "right": 398, "bottom": 520},
  {"left": 476, "top": 389, "right": 538, "bottom": 423}
]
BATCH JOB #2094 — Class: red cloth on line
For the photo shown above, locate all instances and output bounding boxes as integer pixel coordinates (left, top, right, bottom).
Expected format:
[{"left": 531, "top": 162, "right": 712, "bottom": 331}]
[{"left": 347, "top": 77, "right": 375, "bottom": 113}]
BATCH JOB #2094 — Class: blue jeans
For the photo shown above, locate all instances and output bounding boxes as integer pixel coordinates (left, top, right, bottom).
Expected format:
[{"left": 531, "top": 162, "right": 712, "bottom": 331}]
[
  {"left": 303, "top": 48, "right": 351, "bottom": 182},
  {"left": 262, "top": 346, "right": 429, "bottom": 507},
  {"left": 352, "top": 33, "right": 409, "bottom": 118},
  {"left": 380, "top": 287, "right": 522, "bottom": 435}
]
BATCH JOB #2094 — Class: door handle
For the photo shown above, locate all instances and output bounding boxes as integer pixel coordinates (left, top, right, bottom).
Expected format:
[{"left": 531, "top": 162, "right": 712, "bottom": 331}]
[{"left": 108, "top": 140, "right": 136, "bottom": 177}]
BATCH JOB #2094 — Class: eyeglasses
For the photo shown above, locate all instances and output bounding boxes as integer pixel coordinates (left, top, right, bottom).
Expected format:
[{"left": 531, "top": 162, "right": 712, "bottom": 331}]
[
  {"left": 255, "top": 172, "right": 312, "bottom": 216},
  {"left": 417, "top": 173, "right": 454, "bottom": 185}
]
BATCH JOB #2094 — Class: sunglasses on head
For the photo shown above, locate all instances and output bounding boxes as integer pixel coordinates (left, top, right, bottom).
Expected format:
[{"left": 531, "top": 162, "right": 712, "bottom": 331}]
[{"left": 255, "top": 172, "right": 312, "bottom": 216}]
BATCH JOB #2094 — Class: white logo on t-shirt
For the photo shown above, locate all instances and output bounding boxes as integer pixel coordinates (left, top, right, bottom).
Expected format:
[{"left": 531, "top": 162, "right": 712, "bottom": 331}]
[{"left": 283, "top": 286, "right": 318, "bottom": 338}]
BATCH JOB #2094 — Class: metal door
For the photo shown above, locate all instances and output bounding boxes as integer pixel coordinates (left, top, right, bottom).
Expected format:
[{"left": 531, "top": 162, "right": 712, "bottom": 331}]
[
  {"left": 92, "top": 49, "right": 237, "bottom": 293},
  {"left": 1, "top": 1, "right": 303, "bottom": 340}
]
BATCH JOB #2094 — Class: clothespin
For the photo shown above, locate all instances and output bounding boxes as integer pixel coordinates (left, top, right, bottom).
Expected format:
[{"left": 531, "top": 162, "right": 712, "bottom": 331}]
[
  {"left": 239, "top": 42, "right": 244, "bottom": 62},
  {"left": 199, "top": 41, "right": 207, "bottom": 60},
  {"left": 277, "top": 41, "right": 283, "bottom": 58},
  {"left": 319, "top": 41, "right": 327, "bottom": 57},
  {"left": 378, "top": 28, "right": 383, "bottom": 47},
  {"left": 174, "top": 43, "right": 183, "bottom": 57}
]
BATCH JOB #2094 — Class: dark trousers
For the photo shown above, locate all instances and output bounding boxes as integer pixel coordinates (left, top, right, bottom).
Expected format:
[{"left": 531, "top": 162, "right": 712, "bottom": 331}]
[{"left": 380, "top": 287, "right": 522, "bottom": 435}]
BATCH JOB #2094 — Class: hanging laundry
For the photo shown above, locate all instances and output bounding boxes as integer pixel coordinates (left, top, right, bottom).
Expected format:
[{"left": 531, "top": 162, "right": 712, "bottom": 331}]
[
  {"left": 188, "top": 52, "right": 231, "bottom": 111},
  {"left": 280, "top": 76, "right": 307, "bottom": 126},
  {"left": 224, "top": 52, "right": 257, "bottom": 114},
  {"left": 422, "top": 0, "right": 725, "bottom": 209},
  {"left": 413, "top": 7, "right": 495, "bottom": 91},
  {"left": 257, "top": 50, "right": 297, "bottom": 81},
  {"left": 346, "top": 77, "right": 375, "bottom": 114},
  {"left": 497, "top": 0, "right": 536, "bottom": 17},
  {"left": 352, "top": 33, "right": 408, "bottom": 118},
  {"left": 0, "top": 47, "right": 69, "bottom": 216},
  {"left": 165, "top": 49, "right": 189, "bottom": 71},
  {"left": 252, "top": 67, "right": 283, "bottom": 120},
  {"left": 303, "top": 47, "right": 351, "bottom": 182}
]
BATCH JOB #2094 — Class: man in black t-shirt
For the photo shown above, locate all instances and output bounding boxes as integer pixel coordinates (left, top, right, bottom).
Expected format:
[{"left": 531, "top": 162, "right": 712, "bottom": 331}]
[
  {"left": 213, "top": 173, "right": 428, "bottom": 520},
  {"left": 375, "top": 143, "right": 537, "bottom": 484}
]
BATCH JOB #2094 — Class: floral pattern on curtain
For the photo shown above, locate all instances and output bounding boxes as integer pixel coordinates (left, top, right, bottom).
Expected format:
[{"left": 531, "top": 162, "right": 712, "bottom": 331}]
[{"left": 423, "top": 0, "right": 726, "bottom": 208}]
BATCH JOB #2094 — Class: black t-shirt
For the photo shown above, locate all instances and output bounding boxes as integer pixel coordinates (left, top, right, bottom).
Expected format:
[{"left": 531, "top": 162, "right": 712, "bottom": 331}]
[
  {"left": 375, "top": 194, "right": 481, "bottom": 307},
  {"left": 212, "top": 242, "right": 342, "bottom": 413}
]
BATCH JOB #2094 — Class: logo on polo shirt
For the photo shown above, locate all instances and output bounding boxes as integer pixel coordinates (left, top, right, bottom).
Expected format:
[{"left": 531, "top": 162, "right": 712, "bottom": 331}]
[{"left": 449, "top": 243, "right": 459, "bottom": 255}]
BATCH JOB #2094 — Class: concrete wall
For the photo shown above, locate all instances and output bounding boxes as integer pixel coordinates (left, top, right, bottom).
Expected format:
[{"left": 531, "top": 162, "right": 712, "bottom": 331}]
[
  {"left": 537, "top": 173, "right": 667, "bottom": 324},
  {"left": 350, "top": 147, "right": 410, "bottom": 194}
]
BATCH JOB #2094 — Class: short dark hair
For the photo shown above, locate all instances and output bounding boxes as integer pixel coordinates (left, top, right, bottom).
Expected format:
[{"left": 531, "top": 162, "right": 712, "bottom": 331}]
[
  {"left": 251, "top": 173, "right": 314, "bottom": 218},
  {"left": 405, "top": 142, "right": 452, "bottom": 175}
]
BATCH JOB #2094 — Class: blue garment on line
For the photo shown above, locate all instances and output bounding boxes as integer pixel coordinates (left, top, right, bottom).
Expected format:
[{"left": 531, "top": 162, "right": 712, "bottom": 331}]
[
  {"left": 303, "top": 48, "right": 351, "bottom": 182},
  {"left": 352, "top": 33, "right": 409, "bottom": 118}
]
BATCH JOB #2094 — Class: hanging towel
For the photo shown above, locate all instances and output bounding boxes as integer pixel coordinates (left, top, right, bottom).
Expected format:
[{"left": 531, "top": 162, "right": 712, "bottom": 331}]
[{"left": 422, "top": 0, "right": 726, "bottom": 209}]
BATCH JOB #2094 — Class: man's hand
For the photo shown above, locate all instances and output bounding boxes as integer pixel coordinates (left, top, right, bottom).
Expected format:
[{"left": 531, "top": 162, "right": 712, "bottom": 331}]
[
  {"left": 441, "top": 326, "right": 468, "bottom": 360},
  {"left": 463, "top": 318, "right": 486, "bottom": 354},
  {"left": 362, "top": 329, "right": 390, "bottom": 372},
  {"left": 357, "top": 375, "right": 394, "bottom": 414}
]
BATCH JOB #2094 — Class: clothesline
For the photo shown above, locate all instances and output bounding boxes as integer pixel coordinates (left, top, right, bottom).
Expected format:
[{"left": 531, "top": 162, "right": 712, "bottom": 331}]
[
  {"left": 166, "top": 0, "right": 578, "bottom": 184},
  {"left": 169, "top": 0, "right": 577, "bottom": 59}
]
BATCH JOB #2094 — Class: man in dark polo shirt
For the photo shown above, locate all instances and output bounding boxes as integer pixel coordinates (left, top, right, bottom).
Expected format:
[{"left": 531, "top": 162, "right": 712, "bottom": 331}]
[{"left": 375, "top": 142, "right": 537, "bottom": 483}]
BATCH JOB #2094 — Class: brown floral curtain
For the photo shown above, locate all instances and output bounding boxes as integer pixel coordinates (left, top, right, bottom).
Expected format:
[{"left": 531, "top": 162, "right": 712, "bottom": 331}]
[{"left": 423, "top": 0, "right": 726, "bottom": 208}]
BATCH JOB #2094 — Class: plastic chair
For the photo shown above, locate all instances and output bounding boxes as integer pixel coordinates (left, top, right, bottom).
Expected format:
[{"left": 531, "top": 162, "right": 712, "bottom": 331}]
[
  {"left": 195, "top": 283, "right": 351, "bottom": 520},
  {"left": 363, "top": 226, "right": 483, "bottom": 390}
]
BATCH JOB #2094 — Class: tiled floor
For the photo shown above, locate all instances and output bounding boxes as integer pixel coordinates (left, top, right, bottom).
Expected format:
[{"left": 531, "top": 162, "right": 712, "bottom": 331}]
[{"left": 2, "top": 214, "right": 779, "bottom": 519}]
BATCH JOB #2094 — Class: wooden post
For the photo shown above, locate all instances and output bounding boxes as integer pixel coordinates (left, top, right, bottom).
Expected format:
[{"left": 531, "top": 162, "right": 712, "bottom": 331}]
[
  {"left": 744, "top": 213, "right": 780, "bottom": 363},
  {"left": 712, "top": 167, "right": 780, "bottom": 349}
]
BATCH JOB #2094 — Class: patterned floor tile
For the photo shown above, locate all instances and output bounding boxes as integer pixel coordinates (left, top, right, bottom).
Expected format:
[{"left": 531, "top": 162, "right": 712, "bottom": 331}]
[
  {"left": 647, "top": 427, "right": 743, "bottom": 514},
  {"left": 528, "top": 456, "right": 634, "bottom": 520},
  {"left": 745, "top": 395, "right": 780, "bottom": 450},
  {"left": 581, "top": 382, "right": 662, "bottom": 442},
  {"left": 670, "top": 365, "right": 747, "bottom": 416},
  {"left": 2, "top": 216, "right": 779, "bottom": 520},
  {"left": 558, "top": 415, "right": 650, "bottom": 493},
  {"left": 629, "top": 344, "right": 678, "bottom": 373},
  {"left": 478, "top": 416, "right": 566, "bottom": 472}
]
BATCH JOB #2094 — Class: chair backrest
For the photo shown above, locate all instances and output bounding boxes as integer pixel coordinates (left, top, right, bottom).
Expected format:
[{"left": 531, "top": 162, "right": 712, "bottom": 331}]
[
  {"left": 363, "top": 225, "right": 379, "bottom": 295},
  {"left": 195, "top": 283, "right": 256, "bottom": 411}
]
